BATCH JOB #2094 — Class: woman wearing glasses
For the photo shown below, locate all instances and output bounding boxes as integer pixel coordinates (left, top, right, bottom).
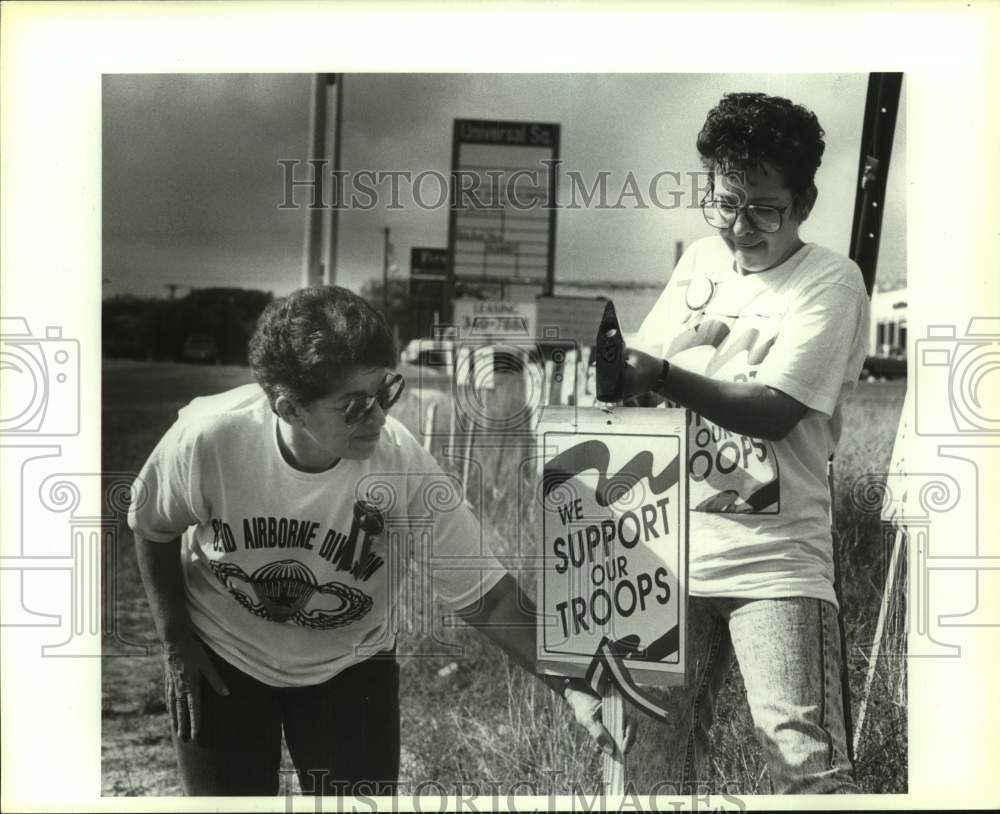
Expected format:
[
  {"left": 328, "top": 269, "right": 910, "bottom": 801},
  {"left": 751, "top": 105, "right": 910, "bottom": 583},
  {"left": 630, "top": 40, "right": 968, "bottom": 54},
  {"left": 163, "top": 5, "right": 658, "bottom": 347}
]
[
  {"left": 129, "top": 286, "right": 621, "bottom": 796},
  {"left": 618, "top": 93, "right": 869, "bottom": 793}
]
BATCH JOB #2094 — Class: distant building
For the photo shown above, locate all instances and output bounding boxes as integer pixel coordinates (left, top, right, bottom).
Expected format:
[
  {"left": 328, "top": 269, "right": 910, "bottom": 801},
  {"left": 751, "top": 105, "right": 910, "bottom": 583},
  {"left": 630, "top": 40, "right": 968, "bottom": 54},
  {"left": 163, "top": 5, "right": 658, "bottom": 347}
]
[{"left": 870, "top": 285, "right": 907, "bottom": 358}]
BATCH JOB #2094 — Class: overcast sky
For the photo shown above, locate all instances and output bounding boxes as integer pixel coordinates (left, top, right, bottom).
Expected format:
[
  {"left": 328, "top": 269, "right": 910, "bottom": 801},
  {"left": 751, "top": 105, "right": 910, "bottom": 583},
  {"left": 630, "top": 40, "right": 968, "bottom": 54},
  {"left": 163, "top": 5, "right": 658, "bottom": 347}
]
[{"left": 102, "top": 73, "right": 906, "bottom": 329}]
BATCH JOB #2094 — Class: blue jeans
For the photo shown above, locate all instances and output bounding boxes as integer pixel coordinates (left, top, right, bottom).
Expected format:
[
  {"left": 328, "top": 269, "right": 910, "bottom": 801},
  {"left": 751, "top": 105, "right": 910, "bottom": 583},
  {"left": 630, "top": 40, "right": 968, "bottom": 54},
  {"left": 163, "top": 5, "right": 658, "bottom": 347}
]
[{"left": 629, "top": 596, "right": 859, "bottom": 794}]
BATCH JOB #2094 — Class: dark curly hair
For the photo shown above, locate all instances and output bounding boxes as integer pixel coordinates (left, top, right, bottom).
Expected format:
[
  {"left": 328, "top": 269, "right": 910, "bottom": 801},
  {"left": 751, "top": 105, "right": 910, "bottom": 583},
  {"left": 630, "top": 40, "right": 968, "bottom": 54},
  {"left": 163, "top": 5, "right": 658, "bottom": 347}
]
[
  {"left": 248, "top": 285, "right": 396, "bottom": 409},
  {"left": 697, "top": 93, "right": 826, "bottom": 201}
]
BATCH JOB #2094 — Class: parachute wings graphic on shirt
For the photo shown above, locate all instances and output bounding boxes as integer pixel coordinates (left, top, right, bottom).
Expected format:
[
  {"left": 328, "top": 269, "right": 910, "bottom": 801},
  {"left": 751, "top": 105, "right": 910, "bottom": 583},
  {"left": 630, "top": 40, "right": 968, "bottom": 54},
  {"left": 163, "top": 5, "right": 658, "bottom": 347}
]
[{"left": 209, "top": 559, "right": 373, "bottom": 628}]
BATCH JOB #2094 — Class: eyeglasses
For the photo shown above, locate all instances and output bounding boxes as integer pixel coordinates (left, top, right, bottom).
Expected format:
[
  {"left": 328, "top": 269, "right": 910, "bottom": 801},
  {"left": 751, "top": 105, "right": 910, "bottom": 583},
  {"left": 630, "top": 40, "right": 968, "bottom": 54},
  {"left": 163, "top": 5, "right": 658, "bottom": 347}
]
[
  {"left": 701, "top": 197, "right": 795, "bottom": 234},
  {"left": 336, "top": 373, "right": 405, "bottom": 426}
]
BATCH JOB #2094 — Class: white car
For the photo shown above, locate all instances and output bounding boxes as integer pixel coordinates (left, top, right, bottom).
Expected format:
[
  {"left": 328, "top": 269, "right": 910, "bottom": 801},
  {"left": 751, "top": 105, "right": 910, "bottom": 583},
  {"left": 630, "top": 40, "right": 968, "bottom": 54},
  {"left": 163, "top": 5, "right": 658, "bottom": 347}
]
[{"left": 400, "top": 338, "right": 455, "bottom": 368}]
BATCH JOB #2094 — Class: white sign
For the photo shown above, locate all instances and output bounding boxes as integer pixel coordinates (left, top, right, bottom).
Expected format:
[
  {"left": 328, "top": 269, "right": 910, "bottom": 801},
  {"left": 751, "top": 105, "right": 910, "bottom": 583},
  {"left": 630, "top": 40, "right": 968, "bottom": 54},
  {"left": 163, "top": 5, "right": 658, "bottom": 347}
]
[
  {"left": 537, "top": 407, "right": 688, "bottom": 691},
  {"left": 452, "top": 299, "right": 537, "bottom": 339}
]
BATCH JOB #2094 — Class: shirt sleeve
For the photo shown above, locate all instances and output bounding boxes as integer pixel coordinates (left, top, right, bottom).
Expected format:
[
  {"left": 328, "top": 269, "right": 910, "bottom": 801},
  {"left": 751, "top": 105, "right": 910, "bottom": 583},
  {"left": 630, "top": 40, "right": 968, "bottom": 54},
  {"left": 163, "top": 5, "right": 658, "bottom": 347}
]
[
  {"left": 755, "top": 279, "right": 868, "bottom": 417},
  {"left": 634, "top": 286, "right": 673, "bottom": 356},
  {"left": 399, "top": 434, "right": 507, "bottom": 611},
  {"left": 127, "top": 419, "right": 209, "bottom": 542},
  {"left": 633, "top": 240, "right": 698, "bottom": 355}
]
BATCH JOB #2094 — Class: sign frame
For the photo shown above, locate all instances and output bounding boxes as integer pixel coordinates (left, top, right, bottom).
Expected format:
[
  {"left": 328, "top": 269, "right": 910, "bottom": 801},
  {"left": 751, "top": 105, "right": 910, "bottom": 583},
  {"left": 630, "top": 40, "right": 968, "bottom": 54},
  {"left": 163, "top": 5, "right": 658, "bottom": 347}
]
[{"left": 536, "top": 406, "right": 689, "bottom": 690}]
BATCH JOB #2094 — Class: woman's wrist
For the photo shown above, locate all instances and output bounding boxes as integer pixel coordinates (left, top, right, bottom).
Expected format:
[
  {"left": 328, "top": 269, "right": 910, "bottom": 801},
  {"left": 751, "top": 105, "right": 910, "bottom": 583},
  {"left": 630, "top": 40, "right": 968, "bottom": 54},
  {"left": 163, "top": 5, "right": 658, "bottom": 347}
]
[
  {"left": 541, "top": 673, "right": 576, "bottom": 698},
  {"left": 160, "top": 621, "right": 196, "bottom": 648},
  {"left": 651, "top": 358, "right": 671, "bottom": 397},
  {"left": 162, "top": 634, "right": 195, "bottom": 652},
  {"left": 542, "top": 674, "right": 594, "bottom": 700}
]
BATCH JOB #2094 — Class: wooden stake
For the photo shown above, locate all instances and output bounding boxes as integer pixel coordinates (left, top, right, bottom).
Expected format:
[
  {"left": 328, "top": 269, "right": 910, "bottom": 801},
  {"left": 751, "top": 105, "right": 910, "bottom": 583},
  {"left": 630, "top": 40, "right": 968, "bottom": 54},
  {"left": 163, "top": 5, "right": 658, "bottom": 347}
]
[
  {"left": 422, "top": 402, "right": 438, "bottom": 453},
  {"left": 853, "top": 523, "right": 905, "bottom": 757},
  {"left": 601, "top": 684, "right": 626, "bottom": 794},
  {"left": 461, "top": 408, "right": 475, "bottom": 500}
]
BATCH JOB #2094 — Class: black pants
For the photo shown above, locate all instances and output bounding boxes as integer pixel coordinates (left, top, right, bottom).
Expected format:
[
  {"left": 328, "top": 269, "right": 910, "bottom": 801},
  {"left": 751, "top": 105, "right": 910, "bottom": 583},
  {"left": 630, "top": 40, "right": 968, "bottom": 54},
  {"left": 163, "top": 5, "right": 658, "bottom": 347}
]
[{"left": 172, "top": 642, "right": 400, "bottom": 796}]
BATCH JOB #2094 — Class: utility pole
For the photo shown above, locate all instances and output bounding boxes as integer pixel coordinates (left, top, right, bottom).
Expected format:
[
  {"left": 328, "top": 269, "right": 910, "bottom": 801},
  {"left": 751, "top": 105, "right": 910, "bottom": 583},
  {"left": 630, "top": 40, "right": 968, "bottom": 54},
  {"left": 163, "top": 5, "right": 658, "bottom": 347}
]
[
  {"left": 164, "top": 283, "right": 181, "bottom": 300},
  {"left": 849, "top": 72, "right": 902, "bottom": 297},
  {"left": 382, "top": 226, "right": 391, "bottom": 318},
  {"left": 302, "top": 74, "right": 332, "bottom": 288},
  {"left": 325, "top": 74, "right": 343, "bottom": 287}
]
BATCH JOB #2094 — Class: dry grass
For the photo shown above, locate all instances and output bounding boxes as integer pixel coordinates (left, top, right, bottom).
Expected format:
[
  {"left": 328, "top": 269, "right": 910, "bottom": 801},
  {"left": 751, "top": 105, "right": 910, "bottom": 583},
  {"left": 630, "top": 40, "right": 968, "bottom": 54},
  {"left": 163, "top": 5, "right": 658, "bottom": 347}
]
[{"left": 399, "top": 373, "right": 907, "bottom": 795}]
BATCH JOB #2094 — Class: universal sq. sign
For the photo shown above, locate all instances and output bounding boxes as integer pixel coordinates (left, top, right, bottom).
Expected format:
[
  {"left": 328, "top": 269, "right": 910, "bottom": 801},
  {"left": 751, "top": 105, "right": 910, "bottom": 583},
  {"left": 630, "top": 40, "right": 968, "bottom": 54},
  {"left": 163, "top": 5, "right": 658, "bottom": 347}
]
[
  {"left": 537, "top": 407, "right": 688, "bottom": 689},
  {"left": 447, "top": 119, "right": 560, "bottom": 293}
]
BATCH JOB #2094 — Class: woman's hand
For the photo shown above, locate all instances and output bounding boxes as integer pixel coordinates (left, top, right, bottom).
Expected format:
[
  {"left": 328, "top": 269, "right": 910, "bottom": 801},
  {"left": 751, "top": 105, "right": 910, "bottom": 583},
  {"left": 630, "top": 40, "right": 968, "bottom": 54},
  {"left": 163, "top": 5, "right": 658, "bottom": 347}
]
[
  {"left": 453, "top": 576, "right": 637, "bottom": 757},
  {"left": 561, "top": 679, "right": 636, "bottom": 759},
  {"left": 163, "top": 637, "right": 230, "bottom": 742},
  {"left": 622, "top": 346, "right": 665, "bottom": 401},
  {"left": 135, "top": 537, "right": 230, "bottom": 742}
]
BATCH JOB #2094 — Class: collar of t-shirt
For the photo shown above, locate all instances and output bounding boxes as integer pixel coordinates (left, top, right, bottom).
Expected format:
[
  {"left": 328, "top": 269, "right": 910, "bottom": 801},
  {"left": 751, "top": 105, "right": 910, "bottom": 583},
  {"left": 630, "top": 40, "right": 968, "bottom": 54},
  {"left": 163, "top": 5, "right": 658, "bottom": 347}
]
[
  {"left": 729, "top": 240, "right": 810, "bottom": 279},
  {"left": 270, "top": 412, "right": 355, "bottom": 483}
]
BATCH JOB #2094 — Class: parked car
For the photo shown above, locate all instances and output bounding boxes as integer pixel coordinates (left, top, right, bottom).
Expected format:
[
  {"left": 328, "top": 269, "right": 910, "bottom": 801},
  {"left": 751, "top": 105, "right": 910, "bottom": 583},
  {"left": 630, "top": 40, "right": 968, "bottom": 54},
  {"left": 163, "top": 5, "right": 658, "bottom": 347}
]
[
  {"left": 400, "top": 337, "right": 456, "bottom": 368},
  {"left": 181, "top": 334, "right": 220, "bottom": 364},
  {"left": 860, "top": 354, "right": 907, "bottom": 380}
]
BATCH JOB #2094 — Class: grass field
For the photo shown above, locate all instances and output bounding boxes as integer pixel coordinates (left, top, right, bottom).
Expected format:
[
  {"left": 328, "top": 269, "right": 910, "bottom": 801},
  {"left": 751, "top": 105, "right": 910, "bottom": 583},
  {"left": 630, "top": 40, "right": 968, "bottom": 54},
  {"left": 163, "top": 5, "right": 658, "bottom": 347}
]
[{"left": 101, "top": 360, "right": 906, "bottom": 796}]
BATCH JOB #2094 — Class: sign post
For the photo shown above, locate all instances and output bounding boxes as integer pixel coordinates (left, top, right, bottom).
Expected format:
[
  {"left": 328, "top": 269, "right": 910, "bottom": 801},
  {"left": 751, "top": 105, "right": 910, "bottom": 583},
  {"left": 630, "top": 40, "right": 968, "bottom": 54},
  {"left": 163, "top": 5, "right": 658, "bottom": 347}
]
[{"left": 536, "top": 406, "right": 688, "bottom": 784}]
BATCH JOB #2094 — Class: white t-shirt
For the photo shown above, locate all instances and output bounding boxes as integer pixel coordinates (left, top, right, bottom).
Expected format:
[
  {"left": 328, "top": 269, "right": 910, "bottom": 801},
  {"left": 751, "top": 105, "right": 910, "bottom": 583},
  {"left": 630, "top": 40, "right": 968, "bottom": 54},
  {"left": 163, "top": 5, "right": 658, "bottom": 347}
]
[
  {"left": 128, "top": 384, "right": 506, "bottom": 687},
  {"left": 635, "top": 236, "right": 870, "bottom": 606}
]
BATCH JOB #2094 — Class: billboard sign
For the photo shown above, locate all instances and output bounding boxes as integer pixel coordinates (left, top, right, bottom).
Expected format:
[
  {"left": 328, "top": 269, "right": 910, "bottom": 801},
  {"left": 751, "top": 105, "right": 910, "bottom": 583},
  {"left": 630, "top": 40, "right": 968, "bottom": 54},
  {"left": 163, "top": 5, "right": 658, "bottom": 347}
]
[
  {"left": 411, "top": 247, "right": 448, "bottom": 278},
  {"left": 410, "top": 247, "right": 448, "bottom": 302},
  {"left": 448, "top": 119, "right": 560, "bottom": 295}
]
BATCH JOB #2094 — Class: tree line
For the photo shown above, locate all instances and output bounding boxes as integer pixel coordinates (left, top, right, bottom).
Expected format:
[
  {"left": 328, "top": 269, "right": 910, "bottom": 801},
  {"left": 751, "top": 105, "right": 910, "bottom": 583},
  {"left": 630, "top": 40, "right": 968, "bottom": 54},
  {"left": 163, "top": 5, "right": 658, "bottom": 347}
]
[
  {"left": 102, "top": 281, "right": 458, "bottom": 365},
  {"left": 102, "top": 288, "right": 274, "bottom": 365}
]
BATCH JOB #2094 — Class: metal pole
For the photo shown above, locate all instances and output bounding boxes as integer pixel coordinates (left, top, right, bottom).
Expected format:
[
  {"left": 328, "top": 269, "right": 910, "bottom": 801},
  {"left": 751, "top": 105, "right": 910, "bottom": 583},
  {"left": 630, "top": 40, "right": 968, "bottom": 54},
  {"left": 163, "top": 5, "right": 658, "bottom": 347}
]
[
  {"left": 302, "top": 74, "right": 328, "bottom": 288},
  {"left": 325, "top": 74, "right": 343, "bottom": 286},
  {"left": 849, "top": 73, "right": 903, "bottom": 297},
  {"left": 445, "top": 121, "right": 460, "bottom": 324},
  {"left": 544, "top": 125, "right": 561, "bottom": 298}
]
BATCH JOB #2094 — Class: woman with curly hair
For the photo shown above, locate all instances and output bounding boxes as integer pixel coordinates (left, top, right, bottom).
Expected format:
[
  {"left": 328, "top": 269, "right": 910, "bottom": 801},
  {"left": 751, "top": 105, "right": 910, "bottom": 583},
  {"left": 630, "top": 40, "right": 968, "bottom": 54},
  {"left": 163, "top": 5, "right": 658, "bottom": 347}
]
[
  {"left": 618, "top": 93, "right": 869, "bottom": 793},
  {"left": 129, "top": 285, "right": 624, "bottom": 796}
]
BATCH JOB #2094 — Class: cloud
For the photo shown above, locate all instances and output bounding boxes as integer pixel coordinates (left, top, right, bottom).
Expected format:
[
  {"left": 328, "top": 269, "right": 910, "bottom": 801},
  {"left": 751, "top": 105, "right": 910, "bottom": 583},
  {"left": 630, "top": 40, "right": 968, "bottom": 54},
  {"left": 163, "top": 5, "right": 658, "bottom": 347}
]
[{"left": 103, "top": 73, "right": 904, "bottom": 298}]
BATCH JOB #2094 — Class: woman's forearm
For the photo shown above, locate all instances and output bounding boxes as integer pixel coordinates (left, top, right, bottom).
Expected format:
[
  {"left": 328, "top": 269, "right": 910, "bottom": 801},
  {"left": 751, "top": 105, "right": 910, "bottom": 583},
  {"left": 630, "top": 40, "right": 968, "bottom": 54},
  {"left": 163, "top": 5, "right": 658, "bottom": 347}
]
[
  {"left": 655, "top": 363, "right": 805, "bottom": 441},
  {"left": 454, "top": 574, "right": 564, "bottom": 692},
  {"left": 134, "top": 535, "right": 193, "bottom": 645}
]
